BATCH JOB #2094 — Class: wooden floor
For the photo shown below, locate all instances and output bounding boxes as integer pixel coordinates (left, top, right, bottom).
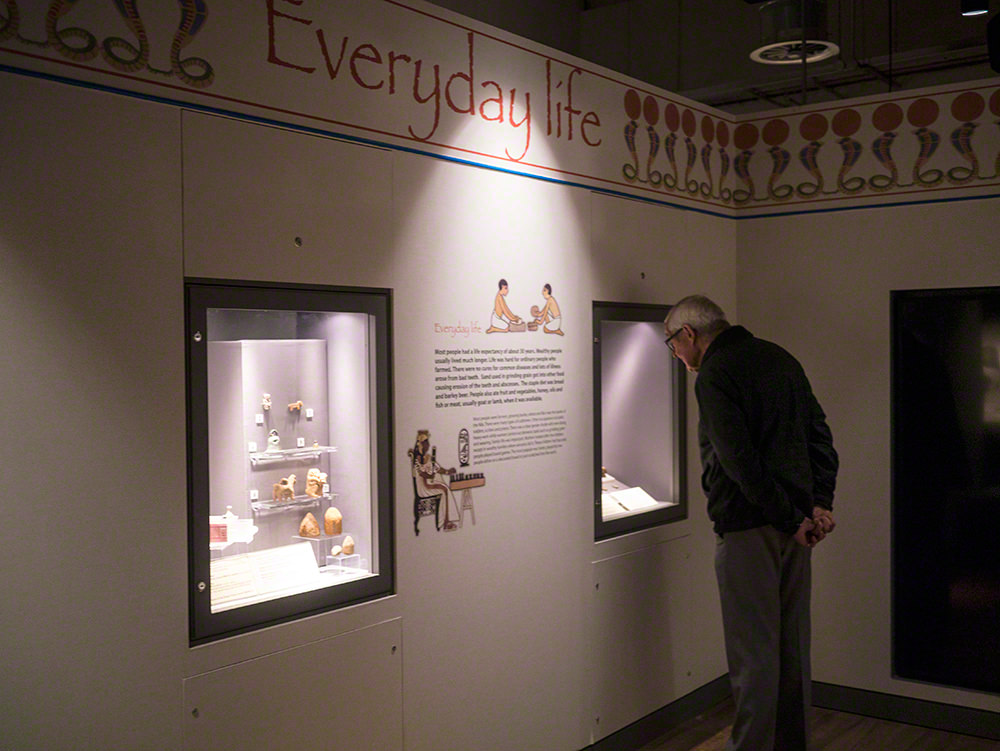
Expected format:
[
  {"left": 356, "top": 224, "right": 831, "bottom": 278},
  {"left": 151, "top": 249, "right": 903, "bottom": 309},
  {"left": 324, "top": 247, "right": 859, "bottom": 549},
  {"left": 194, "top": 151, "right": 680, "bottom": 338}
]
[{"left": 636, "top": 698, "right": 1000, "bottom": 751}]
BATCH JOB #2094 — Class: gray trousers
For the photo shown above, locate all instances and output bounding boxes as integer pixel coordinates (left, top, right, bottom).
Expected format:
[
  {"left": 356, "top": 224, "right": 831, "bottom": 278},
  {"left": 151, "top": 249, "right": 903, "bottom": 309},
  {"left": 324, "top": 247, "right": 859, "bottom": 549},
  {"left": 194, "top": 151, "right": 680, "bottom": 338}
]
[{"left": 715, "top": 526, "right": 812, "bottom": 751}]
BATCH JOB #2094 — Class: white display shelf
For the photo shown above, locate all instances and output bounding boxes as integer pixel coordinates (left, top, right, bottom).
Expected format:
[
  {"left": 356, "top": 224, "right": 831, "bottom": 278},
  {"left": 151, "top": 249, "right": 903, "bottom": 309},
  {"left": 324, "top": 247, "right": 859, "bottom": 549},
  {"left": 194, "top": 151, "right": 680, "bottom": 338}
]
[
  {"left": 249, "top": 445, "right": 338, "bottom": 466},
  {"left": 251, "top": 493, "right": 335, "bottom": 513}
]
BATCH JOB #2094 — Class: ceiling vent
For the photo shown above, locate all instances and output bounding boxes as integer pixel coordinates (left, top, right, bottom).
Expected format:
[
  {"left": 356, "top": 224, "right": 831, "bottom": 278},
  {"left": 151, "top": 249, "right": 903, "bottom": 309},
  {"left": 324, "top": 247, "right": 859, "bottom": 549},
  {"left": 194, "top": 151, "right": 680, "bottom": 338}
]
[{"left": 750, "top": 0, "right": 840, "bottom": 64}]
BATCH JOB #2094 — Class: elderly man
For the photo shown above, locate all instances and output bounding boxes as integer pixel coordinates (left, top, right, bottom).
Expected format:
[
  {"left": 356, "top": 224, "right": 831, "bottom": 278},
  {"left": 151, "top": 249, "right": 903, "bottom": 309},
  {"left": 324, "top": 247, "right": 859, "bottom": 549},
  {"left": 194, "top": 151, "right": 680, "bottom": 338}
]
[{"left": 664, "top": 295, "right": 838, "bottom": 751}]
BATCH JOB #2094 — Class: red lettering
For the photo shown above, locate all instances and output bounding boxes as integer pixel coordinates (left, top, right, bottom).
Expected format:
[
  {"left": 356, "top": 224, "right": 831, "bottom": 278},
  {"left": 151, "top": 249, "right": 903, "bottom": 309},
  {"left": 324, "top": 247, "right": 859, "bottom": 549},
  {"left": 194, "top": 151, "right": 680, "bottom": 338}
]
[
  {"left": 388, "top": 51, "right": 412, "bottom": 95},
  {"left": 350, "top": 44, "right": 384, "bottom": 90},
  {"left": 479, "top": 80, "right": 503, "bottom": 122},
  {"left": 266, "top": 0, "right": 315, "bottom": 73},
  {"left": 505, "top": 89, "right": 530, "bottom": 162},
  {"left": 581, "top": 111, "right": 602, "bottom": 147},
  {"left": 316, "top": 29, "right": 349, "bottom": 79},
  {"left": 446, "top": 32, "right": 475, "bottom": 115},
  {"left": 409, "top": 60, "right": 441, "bottom": 141}
]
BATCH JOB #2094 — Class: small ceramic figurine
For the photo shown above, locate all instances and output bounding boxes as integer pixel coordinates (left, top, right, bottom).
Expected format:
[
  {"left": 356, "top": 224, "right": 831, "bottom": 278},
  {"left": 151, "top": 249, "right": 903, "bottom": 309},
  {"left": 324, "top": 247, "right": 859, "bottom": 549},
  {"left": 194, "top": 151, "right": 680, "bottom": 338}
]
[
  {"left": 266, "top": 429, "right": 281, "bottom": 452},
  {"left": 273, "top": 474, "right": 296, "bottom": 502},
  {"left": 305, "top": 468, "right": 328, "bottom": 498},
  {"left": 288, "top": 400, "right": 303, "bottom": 412},
  {"left": 261, "top": 393, "right": 272, "bottom": 411}
]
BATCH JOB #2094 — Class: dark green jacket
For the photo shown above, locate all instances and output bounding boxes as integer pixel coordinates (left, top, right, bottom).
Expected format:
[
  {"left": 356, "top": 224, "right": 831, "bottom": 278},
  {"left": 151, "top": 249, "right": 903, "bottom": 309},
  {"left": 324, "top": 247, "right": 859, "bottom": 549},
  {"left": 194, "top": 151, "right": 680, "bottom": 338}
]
[{"left": 695, "top": 325, "right": 838, "bottom": 536}]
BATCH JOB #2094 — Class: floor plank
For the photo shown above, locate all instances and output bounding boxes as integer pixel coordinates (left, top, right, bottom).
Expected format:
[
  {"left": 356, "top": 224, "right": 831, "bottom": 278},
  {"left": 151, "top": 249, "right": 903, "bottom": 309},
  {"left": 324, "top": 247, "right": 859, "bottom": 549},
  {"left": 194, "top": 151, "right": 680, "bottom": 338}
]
[{"left": 635, "top": 699, "right": 1000, "bottom": 751}]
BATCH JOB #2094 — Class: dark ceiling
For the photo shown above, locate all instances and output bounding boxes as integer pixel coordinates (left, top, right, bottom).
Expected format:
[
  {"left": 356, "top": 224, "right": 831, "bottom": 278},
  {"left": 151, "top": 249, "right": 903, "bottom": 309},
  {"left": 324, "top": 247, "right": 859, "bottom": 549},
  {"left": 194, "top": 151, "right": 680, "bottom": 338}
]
[{"left": 427, "top": 0, "right": 998, "bottom": 114}]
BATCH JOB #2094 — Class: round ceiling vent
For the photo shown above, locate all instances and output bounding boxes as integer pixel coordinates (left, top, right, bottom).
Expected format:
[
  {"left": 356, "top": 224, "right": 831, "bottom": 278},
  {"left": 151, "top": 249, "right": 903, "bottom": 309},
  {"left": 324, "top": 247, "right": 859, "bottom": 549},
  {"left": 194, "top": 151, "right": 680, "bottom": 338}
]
[{"left": 749, "top": 39, "right": 840, "bottom": 65}]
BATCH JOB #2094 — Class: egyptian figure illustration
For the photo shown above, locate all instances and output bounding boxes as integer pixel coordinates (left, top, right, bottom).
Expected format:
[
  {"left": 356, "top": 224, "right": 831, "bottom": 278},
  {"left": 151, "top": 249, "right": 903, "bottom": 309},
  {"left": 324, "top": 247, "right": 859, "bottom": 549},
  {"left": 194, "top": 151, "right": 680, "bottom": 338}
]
[
  {"left": 408, "top": 430, "right": 459, "bottom": 534},
  {"left": 661, "top": 102, "right": 680, "bottom": 190},
  {"left": 485, "top": 278, "right": 524, "bottom": 334},
  {"left": 531, "top": 284, "right": 564, "bottom": 336}
]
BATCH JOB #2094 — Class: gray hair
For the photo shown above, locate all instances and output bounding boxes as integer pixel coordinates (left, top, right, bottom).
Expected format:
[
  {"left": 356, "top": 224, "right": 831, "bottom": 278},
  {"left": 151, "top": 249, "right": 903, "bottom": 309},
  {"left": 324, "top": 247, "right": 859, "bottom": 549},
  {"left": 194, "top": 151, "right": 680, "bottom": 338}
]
[{"left": 665, "top": 295, "right": 730, "bottom": 336}]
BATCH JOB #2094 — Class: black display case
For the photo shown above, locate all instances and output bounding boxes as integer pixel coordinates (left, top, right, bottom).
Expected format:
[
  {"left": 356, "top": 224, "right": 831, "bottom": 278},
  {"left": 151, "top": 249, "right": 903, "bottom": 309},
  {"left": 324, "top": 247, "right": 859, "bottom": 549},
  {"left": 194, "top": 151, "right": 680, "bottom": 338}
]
[
  {"left": 593, "top": 301, "right": 687, "bottom": 540},
  {"left": 186, "top": 279, "right": 394, "bottom": 644}
]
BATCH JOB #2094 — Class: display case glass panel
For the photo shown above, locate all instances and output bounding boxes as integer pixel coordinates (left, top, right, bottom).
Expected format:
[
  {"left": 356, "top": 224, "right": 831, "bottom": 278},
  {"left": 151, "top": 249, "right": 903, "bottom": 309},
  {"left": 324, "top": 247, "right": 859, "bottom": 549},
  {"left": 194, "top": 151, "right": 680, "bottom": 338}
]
[
  {"left": 186, "top": 279, "right": 393, "bottom": 644},
  {"left": 593, "top": 302, "right": 686, "bottom": 540}
]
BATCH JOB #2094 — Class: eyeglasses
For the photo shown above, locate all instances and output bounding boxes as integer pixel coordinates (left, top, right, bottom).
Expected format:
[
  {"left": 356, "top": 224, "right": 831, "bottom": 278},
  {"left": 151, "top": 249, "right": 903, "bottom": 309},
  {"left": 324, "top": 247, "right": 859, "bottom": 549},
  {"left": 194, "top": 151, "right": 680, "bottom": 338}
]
[{"left": 664, "top": 326, "right": 684, "bottom": 353}]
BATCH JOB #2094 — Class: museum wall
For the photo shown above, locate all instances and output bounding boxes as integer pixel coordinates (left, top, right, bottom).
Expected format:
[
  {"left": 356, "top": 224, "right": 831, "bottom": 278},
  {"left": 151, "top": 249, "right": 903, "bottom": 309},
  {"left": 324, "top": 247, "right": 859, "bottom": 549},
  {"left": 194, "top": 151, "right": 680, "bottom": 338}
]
[
  {"left": 735, "top": 199, "right": 1000, "bottom": 715},
  {"left": 0, "top": 69, "right": 735, "bottom": 750}
]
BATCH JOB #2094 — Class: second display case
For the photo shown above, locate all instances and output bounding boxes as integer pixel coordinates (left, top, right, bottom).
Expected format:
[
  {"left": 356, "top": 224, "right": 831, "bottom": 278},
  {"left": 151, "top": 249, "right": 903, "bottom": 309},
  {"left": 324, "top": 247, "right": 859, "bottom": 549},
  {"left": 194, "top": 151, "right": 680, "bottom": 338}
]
[{"left": 593, "top": 301, "right": 687, "bottom": 540}]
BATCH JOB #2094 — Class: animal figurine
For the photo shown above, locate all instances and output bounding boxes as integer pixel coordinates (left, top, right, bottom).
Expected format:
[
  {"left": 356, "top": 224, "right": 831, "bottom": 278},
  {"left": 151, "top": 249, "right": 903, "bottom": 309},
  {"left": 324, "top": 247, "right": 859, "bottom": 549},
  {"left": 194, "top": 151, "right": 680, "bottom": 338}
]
[
  {"left": 288, "top": 400, "right": 303, "bottom": 412},
  {"left": 272, "top": 474, "right": 296, "bottom": 502}
]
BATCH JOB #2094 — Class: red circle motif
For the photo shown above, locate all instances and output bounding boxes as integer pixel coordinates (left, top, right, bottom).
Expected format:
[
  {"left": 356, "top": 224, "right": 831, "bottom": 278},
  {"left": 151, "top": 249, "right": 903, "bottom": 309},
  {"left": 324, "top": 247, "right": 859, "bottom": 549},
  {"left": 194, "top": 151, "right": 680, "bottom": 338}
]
[
  {"left": 643, "top": 95, "right": 660, "bottom": 126},
  {"left": 872, "top": 103, "right": 903, "bottom": 132},
  {"left": 716, "top": 121, "right": 730, "bottom": 148},
  {"left": 906, "top": 98, "right": 939, "bottom": 128},
  {"left": 624, "top": 89, "right": 641, "bottom": 121},
  {"left": 701, "top": 116, "right": 715, "bottom": 143},
  {"left": 831, "top": 108, "right": 861, "bottom": 138},
  {"left": 733, "top": 123, "right": 759, "bottom": 151},
  {"left": 681, "top": 109, "right": 697, "bottom": 137},
  {"left": 762, "top": 119, "right": 790, "bottom": 146},
  {"left": 950, "top": 92, "right": 985, "bottom": 123},
  {"left": 664, "top": 103, "right": 680, "bottom": 132},
  {"left": 799, "top": 113, "right": 828, "bottom": 141}
]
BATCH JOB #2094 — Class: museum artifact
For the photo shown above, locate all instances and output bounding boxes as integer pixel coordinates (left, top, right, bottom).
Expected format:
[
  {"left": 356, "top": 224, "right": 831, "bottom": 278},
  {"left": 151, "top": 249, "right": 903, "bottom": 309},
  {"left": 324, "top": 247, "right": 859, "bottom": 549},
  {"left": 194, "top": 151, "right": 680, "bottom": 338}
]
[
  {"left": 342, "top": 535, "right": 355, "bottom": 555},
  {"left": 273, "top": 474, "right": 296, "bottom": 502},
  {"left": 298, "top": 512, "right": 321, "bottom": 538},
  {"left": 262, "top": 393, "right": 272, "bottom": 410},
  {"left": 324, "top": 506, "right": 343, "bottom": 536},
  {"left": 306, "top": 468, "right": 328, "bottom": 497},
  {"left": 331, "top": 544, "right": 342, "bottom": 556},
  {"left": 288, "top": 400, "right": 303, "bottom": 411},
  {"left": 266, "top": 428, "right": 281, "bottom": 452}
]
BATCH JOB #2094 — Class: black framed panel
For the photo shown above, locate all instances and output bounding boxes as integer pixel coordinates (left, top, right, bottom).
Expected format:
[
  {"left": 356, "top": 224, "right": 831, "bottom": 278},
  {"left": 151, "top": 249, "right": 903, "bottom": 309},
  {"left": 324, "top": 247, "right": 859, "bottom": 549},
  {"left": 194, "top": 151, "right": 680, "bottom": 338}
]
[
  {"left": 891, "top": 285, "right": 1000, "bottom": 694},
  {"left": 593, "top": 301, "right": 687, "bottom": 541},
  {"left": 186, "top": 278, "right": 394, "bottom": 645}
]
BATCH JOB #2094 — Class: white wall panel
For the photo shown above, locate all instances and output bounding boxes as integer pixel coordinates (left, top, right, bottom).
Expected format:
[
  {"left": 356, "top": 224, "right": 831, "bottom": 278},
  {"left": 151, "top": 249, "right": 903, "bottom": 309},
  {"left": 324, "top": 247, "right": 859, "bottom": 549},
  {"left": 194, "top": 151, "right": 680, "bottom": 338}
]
[
  {"left": 182, "top": 112, "right": 394, "bottom": 290},
  {"left": 736, "top": 200, "right": 1000, "bottom": 713},
  {"left": 0, "top": 71, "right": 187, "bottom": 751},
  {"left": 183, "top": 618, "right": 403, "bottom": 751}
]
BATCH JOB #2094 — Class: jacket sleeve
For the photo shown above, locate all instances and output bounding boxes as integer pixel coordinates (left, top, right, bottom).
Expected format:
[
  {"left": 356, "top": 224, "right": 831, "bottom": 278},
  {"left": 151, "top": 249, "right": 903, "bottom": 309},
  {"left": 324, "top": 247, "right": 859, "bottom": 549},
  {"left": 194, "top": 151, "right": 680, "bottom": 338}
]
[
  {"left": 806, "top": 391, "right": 838, "bottom": 510},
  {"left": 695, "top": 371, "right": 805, "bottom": 534}
]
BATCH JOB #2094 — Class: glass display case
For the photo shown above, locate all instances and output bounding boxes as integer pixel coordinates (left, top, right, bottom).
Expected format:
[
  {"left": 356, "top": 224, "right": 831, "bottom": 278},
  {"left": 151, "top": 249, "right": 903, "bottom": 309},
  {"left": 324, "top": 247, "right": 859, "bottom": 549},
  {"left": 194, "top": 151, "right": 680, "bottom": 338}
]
[
  {"left": 186, "top": 279, "right": 394, "bottom": 644},
  {"left": 593, "top": 302, "right": 687, "bottom": 540}
]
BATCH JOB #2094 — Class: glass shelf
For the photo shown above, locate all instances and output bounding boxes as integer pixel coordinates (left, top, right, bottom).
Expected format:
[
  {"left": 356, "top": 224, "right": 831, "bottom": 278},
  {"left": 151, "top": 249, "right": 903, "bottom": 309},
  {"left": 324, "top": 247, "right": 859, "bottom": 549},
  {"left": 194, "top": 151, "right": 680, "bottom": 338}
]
[
  {"left": 251, "top": 493, "right": 335, "bottom": 513},
  {"left": 249, "top": 446, "right": 338, "bottom": 466}
]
